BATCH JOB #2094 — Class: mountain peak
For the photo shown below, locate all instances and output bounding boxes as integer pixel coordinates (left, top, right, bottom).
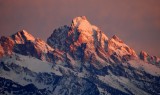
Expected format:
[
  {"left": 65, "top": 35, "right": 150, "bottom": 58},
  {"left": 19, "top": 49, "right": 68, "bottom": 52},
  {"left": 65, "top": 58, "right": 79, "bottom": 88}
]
[
  {"left": 48, "top": 16, "right": 138, "bottom": 64},
  {"left": 11, "top": 30, "right": 35, "bottom": 44},
  {"left": 111, "top": 35, "right": 123, "bottom": 43},
  {"left": 71, "top": 16, "right": 93, "bottom": 32},
  {"left": 108, "top": 34, "right": 137, "bottom": 60},
  {"left": 16, "top": 30, "right": 31, "bottom": 36},
  {"left": 20, "top": 29, "right": 28, "bottom": 33},
  {"left": 112, "top": 35, "right": 119, "bottom": 39},
  {"left": 72, "top": 16, "right": 87, "bottom": 24}
]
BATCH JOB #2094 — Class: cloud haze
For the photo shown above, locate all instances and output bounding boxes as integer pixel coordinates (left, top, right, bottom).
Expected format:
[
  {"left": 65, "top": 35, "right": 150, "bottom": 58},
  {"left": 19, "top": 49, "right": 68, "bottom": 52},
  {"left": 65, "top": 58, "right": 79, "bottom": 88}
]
[{"left": 0, "top": 0, "right": 160, "bottom": 56}]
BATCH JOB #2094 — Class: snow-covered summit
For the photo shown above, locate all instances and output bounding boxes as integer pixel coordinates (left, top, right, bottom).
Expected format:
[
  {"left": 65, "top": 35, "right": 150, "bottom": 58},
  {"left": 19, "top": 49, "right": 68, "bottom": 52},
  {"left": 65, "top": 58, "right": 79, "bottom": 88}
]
[
  {"left": 0, "top": 16, "right": 160, "bottom": 95},
  {"left": 0, "top": 30, "right": 56, "bottom": 62},
  {"left": 108, "top": 35, "right": 137, "bottom": 61},
  {"left": 47, "top": 16, "right": 139, "bottom": 66},
  {"left": 71, "top": 16, "right": 88, "bottom": 27},
  {"left": 11, "top": 30, "right": 35, "bottom": 44},
  {"left": 11, "top": 30, "right": 54, "bottom": 52},
  {"left": 71, "top": 16, "right": 100, "bottom": 33}
]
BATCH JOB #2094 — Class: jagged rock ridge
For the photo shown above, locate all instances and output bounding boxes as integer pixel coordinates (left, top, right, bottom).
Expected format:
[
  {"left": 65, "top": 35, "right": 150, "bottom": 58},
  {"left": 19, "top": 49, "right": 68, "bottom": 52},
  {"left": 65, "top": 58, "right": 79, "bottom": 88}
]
[
  {"left": 47, "top": 16, "right": 150, "bottom": 69},
  {"left": 0, "top": 16, "right": 160, "bottom": 95}
]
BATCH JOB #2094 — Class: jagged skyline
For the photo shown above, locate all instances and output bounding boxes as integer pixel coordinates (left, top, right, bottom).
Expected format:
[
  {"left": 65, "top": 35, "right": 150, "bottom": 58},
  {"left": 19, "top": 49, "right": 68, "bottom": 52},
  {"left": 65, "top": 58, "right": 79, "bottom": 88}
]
[
  {"left": 0, "top": 16, "right": 160, "bottom": 95},
  {"left": 0, "top": 0, "right": 160, "bottom": 56}
]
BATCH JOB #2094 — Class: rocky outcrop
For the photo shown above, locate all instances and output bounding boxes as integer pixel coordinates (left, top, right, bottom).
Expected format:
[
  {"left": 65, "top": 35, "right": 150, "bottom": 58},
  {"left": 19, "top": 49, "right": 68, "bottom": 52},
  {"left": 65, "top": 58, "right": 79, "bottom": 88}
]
[
  {"left": 0, "top": 36, "right": 14, "bottom": 56},
  {"left": 140, "top": 51, "right": 160, "bottom": 65}
]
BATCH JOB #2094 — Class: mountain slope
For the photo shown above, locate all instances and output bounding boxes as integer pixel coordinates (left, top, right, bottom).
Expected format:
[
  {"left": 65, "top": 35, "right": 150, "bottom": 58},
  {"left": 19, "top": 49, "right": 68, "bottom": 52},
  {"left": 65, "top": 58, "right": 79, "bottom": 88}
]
[
  {"left": 0, "top": 16, "right": 160, "bottom": 95},
  {"left": 0, "top": 30, "right": 67, "bottom": 64},
  {"left": 0, "top": 54, "right": 100, "bottom": 95},
  {"left": 47, "top": 16, "right": 138, "bottom": 70}
]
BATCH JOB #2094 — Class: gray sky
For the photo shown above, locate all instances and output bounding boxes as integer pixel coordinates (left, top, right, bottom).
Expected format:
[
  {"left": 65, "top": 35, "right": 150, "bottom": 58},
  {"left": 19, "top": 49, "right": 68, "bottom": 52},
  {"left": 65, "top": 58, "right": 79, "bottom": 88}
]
[{"left": 0, "top": 0, "right": 160, "bottom": 56}]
